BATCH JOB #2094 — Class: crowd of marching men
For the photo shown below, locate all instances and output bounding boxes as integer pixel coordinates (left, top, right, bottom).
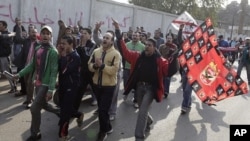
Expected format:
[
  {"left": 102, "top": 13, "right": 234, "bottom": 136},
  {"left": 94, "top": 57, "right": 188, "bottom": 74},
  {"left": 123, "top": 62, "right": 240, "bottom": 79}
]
[{"left": 0, "top": 17, "right": 250, "bottom": 141}]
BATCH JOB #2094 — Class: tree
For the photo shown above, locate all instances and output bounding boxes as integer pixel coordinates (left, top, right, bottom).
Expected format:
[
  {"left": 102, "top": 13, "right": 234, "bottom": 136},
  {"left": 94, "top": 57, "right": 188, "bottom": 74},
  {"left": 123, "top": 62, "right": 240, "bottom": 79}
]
[{"left": 129, "top": 0, "right": 225, "bottom": 26}]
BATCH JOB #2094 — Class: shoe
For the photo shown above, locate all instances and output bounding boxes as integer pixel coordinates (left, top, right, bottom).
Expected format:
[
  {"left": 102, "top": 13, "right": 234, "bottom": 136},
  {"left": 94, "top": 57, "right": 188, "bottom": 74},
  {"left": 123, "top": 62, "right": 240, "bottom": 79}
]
[
  {"left": 133, "top": 102, "right": 139, "bottom": 108},
  {"left": 15, "top": 92, "right": 26, "bottom": 97},
  {"left": 76, "top": 113, "right": 84, "bottom": 127},
  {"left": 8, "top": 88, "right": 17, "bottom": 94},
  {"left": 91, "top": 100, "right": 97, "bottom": 106},
  {"left": 58, "top": 135, "right": 71, "bottom": 141},
  {"left": 26, "top": 102, "right": 32, "bottom": 109},
  {"left": 109, "top": 115, "right": 115, "bottom": 121},
  {"left": 145, "top": 119, "right": 153, "bottom": 132},
  {"left": 106, "top": 128, "right": 113, "bottom": 134},
  {"left": 26, "top": 133, "right": 41, "bottom": 141},
  {"left": 181, "top": 109, "right": 187, "bottom": 115},
  {"left": 96, "top": 132, "right": 107, "bottom": 141},
  {"left": 93, "top": 109, "right": 99, "bottom": 115},
  {"left": 164, "top": 92, "right": 169, "bottom": 99}
]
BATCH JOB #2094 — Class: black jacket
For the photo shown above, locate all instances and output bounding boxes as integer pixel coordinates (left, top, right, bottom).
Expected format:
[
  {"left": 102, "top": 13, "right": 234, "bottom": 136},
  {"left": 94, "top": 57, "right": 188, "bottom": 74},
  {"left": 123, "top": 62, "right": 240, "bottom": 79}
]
[
  {"left": 76, "top": 39, "right": 97, "bottom": 73},
  {"left": 0, "top": 30, "right": 13, "bottom": 57},
  {"left": 13, "top": 38, "right": 39, "bottom": 69}
]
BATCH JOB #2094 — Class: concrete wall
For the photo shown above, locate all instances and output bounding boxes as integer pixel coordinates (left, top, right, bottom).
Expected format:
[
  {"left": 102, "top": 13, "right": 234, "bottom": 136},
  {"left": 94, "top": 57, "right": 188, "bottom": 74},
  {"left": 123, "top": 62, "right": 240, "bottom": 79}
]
[{"left": 0, "top": 0, "right": 200, "bottom": 43}]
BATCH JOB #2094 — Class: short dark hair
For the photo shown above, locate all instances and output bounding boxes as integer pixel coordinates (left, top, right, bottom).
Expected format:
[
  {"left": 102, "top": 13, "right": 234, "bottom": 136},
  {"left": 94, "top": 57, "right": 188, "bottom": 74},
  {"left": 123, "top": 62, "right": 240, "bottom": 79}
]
[
  {"left": 81, "top": 27, "right": 92, "bottom": 35},
  {"left": 147, "top": 38, "right": 156, "bottom": 47},
  {"left": 0, "top": 20, "right": 8, "bottom": 28},
  {"left": 141, "top": 32, "right": 148, "bottom": 38},
  {"left": 61, "top": 35, "right": 77, "bottom": 49}
]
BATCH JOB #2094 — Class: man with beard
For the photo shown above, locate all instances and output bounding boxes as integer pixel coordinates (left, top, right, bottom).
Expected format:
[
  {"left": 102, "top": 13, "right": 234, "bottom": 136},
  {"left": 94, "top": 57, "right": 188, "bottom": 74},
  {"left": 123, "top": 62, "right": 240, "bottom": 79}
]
[
  {"left": 88, "top": 32, "right": 121, "bottom": 141},
  {"left": 159, "top": 35, "right": 178, "bottom": 98},
  {"left": 114, "top": 19, "right": 169, "bottom": 141},
  {"left": 14, "top": 27, "right": 39, "bottom": 108},
  {"left": 124, "top": 31, "right": 145, "bottom": 108}
]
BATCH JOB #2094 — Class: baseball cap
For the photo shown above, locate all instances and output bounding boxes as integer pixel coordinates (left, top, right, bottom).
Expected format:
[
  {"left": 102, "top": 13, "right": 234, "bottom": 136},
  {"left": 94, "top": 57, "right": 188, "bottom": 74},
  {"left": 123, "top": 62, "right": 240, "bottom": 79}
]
[{"left": 41, "top": 25, "right": 52, "bottom": 33}]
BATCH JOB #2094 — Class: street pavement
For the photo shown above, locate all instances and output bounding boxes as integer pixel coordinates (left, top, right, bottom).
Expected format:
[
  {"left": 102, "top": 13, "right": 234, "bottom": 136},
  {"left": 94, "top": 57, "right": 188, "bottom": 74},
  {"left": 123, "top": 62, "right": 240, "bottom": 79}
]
[{"left": 0, "top": 63, "right": 250, "bottom": 141}]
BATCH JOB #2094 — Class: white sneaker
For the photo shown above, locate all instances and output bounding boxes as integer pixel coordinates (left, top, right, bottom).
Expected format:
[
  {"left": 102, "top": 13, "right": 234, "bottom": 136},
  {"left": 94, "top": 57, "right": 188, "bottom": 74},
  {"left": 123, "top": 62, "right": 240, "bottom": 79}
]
[
  {"left": 91, "top": 100, "right": 97, "bottom": 106},
  {"left": 109, "top": 115, "right": 115, "bottom": 121},
  {"left": 133, "top": 102, "right": 139, "bottom": 108},
  {"left": 106, "top": 128, "right": 113, "bottom": 134}
]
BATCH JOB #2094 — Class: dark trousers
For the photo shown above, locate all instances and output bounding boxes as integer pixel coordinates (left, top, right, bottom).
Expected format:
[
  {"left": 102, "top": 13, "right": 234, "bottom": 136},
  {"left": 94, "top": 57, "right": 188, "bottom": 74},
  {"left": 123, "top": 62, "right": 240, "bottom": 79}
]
[
  {"left": 59, "top": 86, "right": 81, "bottom": 137},
  {"left": 93, "top": 85, "right": 115, "bottom": 133},
  {"left": 17, "top": 67, "right": 26, "bottom": 93},
  {"left": 74, "top": 73, "right": 95, "bottom": 110}
]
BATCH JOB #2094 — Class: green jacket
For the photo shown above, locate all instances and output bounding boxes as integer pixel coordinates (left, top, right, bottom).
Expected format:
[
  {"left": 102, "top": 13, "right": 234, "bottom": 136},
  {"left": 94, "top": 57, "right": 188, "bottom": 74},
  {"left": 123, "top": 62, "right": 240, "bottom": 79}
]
[{"left": 18, "top": 44, "right": 58, "bottom": 93}]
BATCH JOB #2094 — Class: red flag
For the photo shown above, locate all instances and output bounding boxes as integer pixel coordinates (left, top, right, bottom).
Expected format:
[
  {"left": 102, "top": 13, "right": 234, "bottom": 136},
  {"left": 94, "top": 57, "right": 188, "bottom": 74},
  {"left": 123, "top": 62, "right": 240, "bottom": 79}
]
[{"left": 178, "top": 18, "right": 248, "bottom": 105}]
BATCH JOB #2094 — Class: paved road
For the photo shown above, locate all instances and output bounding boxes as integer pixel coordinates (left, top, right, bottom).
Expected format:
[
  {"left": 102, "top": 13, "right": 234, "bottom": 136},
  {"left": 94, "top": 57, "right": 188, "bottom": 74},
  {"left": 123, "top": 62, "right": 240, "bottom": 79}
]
[{"left": 0, "top": 63, "right": 250, "bottom": 141}]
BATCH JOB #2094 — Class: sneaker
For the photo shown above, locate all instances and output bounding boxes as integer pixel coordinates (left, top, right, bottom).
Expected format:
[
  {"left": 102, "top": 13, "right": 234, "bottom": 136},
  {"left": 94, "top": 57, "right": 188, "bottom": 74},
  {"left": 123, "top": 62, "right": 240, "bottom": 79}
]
[
  {"left": 109, "top": 115, "right": 115, "bottom": 121},
  {"left": 91, "top": 100, "right": 97, "bottom": 106},
  {"left": 96, "top": 132, "right": 107, "bottom": 141},
  {"left": 26, "top": 102, "right": 32, "bottom": 109},
  {"left": 26, "top": 133, "right": 41, "bottom": 141},
  {"left": 106, "top": 128, "right": 113, "bottom": 134},
  {"left": 93, "top": 109, "right": 99, "bottom": 115},
  {"left": 133, "top": 102, "right": 139, "bottom": 108},
  {"left": 76, "top": 113, "right": 84, "bottom": 127}
]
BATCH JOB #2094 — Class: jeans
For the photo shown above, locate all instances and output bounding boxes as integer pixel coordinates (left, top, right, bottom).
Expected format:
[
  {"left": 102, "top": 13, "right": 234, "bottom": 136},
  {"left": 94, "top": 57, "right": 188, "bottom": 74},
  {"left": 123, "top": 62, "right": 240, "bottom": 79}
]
[
  {"left": 123, "top": 68, "right": 130, "bottom": 88},
  {"left": 163, "top": 77, "right": 171, "bottom": 94},
  {"left": 135, "top": 84, "right": 154, "bottom": 139},
  {"left": 0, "top": 57, "right": 16, "bottom": 89},
  {"left": 237, "top": 62, "right": 250, "bottom": 84},
  {"left": 30, "top": 85, "right": 60, "bottom": 136},
  {"left": 109, "top": 69, "right": 122, "bottom": 116},
  {"left": 24, "top": 73, "right": 34, "bottom": 102},
  {"left": 181, "top": 74, "right": 192, "bottom": 110},
  {"left": 14, "top": 44, "right": 22, "bottom": 59}
]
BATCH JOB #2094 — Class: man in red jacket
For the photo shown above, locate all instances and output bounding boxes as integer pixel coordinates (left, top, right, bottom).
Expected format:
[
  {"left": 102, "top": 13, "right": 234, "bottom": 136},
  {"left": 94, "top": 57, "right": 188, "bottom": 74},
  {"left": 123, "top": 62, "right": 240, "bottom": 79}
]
[{"left": 113, "top": 19, "right": 169, "bottom": 141}]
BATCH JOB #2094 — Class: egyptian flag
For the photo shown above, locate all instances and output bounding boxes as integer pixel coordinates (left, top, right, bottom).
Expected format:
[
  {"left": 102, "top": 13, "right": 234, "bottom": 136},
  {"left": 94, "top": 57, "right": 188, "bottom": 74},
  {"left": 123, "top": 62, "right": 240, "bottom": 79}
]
[{"left": 178, "top": 18, "right": 248, "bottom": 105}]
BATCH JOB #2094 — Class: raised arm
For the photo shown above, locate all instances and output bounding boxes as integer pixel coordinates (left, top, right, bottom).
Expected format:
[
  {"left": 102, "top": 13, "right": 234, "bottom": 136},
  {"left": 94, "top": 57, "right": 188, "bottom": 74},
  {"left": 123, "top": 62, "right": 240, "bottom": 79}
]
[
  {"left": 93, "top": 22, "right": 103, "bottom": 46},
  {"left": 112, "top": 18, "right": 140, "bottom": 64}
]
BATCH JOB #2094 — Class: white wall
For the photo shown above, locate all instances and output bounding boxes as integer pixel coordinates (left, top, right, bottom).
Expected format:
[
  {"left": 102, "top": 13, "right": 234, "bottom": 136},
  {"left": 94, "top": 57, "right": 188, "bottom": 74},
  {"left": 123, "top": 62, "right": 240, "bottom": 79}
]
[{"left": 0, "top": 0, "right": 201, "bottom": 43}]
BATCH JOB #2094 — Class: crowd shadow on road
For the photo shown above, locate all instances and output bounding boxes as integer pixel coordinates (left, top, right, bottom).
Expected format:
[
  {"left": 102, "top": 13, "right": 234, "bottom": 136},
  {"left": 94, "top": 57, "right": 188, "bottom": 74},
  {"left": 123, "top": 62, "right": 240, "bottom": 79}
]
[
  {"left": 171, "top": 113, "right": 207, "bottom": 141},
  {"left": 191, "top": 101, "right": 227, "bottom": 132}
]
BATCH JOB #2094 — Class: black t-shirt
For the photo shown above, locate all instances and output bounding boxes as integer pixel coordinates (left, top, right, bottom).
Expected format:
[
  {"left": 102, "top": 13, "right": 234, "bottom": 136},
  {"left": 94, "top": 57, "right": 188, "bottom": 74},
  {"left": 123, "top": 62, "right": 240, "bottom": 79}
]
[{"left": 137, "top": 55, "right": 156, "bottom": 84}]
